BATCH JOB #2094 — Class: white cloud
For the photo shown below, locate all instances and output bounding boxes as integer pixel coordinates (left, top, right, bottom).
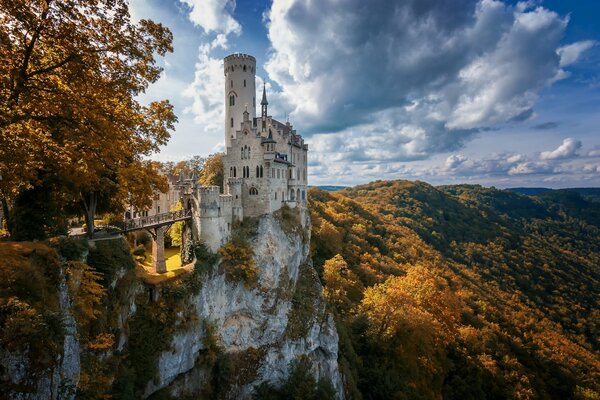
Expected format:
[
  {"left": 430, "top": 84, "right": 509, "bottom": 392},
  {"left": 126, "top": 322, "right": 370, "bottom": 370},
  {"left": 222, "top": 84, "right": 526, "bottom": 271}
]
[
  {"left": 540, "top": 138, "right": 582, "bottom": 160},
  {"left": 557, "top": 40, "right": 596, "bottom": 67},
  {"left": 183, "top": 44, "right": 224, "bottom": 135},
  {"left": 262, "top": 0, "right": 590, "bottom": 178},
  {"left": 179, "top": 0, "right": 241, "bottom": 36},
  {"left": 179, "top": 0, "right": 242, "bottom": 148}
]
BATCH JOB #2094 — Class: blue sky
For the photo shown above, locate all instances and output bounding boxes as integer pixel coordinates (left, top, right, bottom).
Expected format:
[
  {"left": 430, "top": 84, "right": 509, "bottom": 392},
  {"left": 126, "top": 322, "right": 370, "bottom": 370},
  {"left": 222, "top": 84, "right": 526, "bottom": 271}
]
[{"left": 131, "top": 0, "right": 600, "bottom": 188}]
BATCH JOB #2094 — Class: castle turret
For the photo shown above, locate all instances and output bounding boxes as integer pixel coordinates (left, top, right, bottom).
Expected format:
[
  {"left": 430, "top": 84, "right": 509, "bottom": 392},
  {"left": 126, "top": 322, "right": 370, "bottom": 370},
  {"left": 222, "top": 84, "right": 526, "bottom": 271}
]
[{"left": 224, "top": 54, "right": 256, "bottom": 149}]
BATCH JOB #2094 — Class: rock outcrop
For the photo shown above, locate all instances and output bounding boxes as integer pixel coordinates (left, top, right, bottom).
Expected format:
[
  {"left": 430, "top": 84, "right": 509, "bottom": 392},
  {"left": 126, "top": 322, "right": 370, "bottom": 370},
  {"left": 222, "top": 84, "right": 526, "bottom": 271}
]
[{"left": 150, "top": 206, "right": 343, "bottom": 398}]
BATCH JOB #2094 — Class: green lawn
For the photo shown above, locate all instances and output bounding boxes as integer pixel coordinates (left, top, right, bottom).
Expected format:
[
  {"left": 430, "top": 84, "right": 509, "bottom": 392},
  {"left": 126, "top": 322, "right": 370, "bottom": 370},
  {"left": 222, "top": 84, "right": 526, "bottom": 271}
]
[{"left": 141, "top": 246, "right": 181, "bottom": 270}]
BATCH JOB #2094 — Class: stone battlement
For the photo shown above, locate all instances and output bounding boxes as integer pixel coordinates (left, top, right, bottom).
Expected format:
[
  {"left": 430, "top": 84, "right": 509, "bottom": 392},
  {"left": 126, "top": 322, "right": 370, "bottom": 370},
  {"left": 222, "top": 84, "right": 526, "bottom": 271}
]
[{"left": 224, "top": 53, "right": 256, "bottom": 62}]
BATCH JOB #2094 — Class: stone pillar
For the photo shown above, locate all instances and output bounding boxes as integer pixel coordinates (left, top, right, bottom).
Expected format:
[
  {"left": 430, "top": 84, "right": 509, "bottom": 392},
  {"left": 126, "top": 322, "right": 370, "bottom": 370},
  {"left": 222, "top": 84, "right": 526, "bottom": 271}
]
[{"left": 152, "top": 226, "right": 167, "bottom": 274}]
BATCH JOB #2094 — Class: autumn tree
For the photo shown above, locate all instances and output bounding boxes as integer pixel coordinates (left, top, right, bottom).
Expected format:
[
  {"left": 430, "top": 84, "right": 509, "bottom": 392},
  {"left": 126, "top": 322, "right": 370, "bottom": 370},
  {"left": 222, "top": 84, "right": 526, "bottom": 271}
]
[
  {"left": 0, "top": 0, "right": 176, "bottom": 238},
  {"left": 199, "top": 153, "right": 224, "bottom": 192},
  {"left": 322, "top": 254, "right": 362, "bottom": 315}
]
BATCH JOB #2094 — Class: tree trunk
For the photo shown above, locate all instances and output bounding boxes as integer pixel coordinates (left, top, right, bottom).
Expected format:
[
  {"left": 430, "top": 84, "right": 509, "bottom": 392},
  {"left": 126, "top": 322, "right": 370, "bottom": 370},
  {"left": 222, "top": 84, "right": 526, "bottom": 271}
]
[
  {"left": 81, "top": 192, "right": 97, "bottom": 239},
  {"left": 1, "top": 197, "right": 9, "bottom": 231}
]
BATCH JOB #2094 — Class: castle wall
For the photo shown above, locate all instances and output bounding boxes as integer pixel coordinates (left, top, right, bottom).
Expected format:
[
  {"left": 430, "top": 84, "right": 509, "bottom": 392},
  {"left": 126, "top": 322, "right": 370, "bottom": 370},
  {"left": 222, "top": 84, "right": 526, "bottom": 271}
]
[{"left": 194, "top": 186, "right": 232, "bottom": 252}]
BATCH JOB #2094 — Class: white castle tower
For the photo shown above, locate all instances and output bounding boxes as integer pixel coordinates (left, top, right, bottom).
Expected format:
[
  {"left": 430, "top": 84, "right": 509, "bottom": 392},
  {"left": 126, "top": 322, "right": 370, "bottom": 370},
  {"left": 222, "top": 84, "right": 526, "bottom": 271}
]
[{"left": 224, "top": 54, "right": 257, "bottom": 149}]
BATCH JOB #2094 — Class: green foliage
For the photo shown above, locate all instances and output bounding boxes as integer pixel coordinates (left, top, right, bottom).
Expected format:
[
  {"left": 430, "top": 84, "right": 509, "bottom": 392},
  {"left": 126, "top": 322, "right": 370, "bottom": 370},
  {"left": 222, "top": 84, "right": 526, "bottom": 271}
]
[
  {"left": 309, "top": 180, "right": 600, "bottom": 399},
  {"left": 8, "top": 182, "right": 69, "bottom": 241},
  {"left": 126, "top": 302, "right": 176, "bottom": 394},
  {"left": 285, "top": 264, "right": 320, "bottom": 340},
  {"left": 218, "top": 241, "right": 259, "bottom": 289},
  {"left": 0, "top": 242, "right": 64, "bottom": 391},
  {"left": 273, "top": 204, "right": 302, "bottom": 235},
  {"left": 252, "top": 358, "right": 336, "bottom": 400},
  {"left": 48, "top": 236, "right": 88, "bottom": 261},
  {"left": 86, "top": 238, "right": 135, "bottom": 285}
]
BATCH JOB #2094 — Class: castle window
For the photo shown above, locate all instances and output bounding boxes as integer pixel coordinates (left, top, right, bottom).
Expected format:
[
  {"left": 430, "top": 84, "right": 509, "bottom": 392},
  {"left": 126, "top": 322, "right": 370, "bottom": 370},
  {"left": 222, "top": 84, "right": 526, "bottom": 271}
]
[
  {"left": 230, "top": 80, "right": 233, "bottom": 88},
  {"left": 244, "top": 79, "right": 246, "bottom": 87},
  {"left": 241, "top": 147, "right": 244, "bottom": 159},
  {"left": 277, "top": 169, "right": 280, "bottom": 179},
  {"left": 249, "top": 187, "right": 258, "bottom": 195},
  {"left": 248, "top": 147, "right": 251, "bottom": 158},
  {"left": 231, "top": 117, "right": 234, "bottom": 127},
  {"left": 233, "top": 166, "right": 236, "bottom": 177},
  {"left": 256, "top": 165, "right": 259, "bottom": 177},
  {"left": 243, "top": 65, "right": 247, "bottom": 72},
  {"left": 302, "top": 190, "right": 306, "bottom": 200},
  {"left": 260, "top": 166, "right": 263, "bottom": 177},
  {"left": 275, "top": 192, "right": 277, "bottom": 200},
  {"left": 229, "top": 95, "right": 235, "bottom": 106}
]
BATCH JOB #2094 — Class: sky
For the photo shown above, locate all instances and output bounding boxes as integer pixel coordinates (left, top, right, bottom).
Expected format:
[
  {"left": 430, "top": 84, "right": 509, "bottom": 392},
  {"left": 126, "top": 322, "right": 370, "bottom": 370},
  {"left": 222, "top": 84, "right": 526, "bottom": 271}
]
[{"left": 130, "top": 0, "right": 600, "bottom": 188}]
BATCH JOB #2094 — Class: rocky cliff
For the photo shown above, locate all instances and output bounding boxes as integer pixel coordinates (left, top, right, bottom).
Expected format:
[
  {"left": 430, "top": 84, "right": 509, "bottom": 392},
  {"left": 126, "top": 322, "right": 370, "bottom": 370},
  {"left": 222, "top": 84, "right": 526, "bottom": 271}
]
[
  {"left": 150, "top": 205, "right": 342, "bottom": 398},
  {"left": 0, "top": 206, "right": 343, "bottom": 399}
]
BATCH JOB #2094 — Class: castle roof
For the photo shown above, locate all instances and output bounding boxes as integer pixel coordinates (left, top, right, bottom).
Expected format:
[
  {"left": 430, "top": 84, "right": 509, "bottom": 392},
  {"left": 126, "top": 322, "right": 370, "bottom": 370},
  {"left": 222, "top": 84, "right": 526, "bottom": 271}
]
[{"left": 261, "top": 84, "right": 268, "bottom": 105}]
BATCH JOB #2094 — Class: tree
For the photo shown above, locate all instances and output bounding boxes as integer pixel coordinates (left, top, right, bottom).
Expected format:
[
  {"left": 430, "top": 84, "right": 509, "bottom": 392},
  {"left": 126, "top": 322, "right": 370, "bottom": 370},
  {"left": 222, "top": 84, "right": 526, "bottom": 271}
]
[
  {"left": 322, "top": 254, "right": 362, "bottom": 315},
  {"left": 0, "top": 0, "right": 176, "bottom": 238},
  {"left": 199, "top": 153, "right": 224, "bottom": 192}
]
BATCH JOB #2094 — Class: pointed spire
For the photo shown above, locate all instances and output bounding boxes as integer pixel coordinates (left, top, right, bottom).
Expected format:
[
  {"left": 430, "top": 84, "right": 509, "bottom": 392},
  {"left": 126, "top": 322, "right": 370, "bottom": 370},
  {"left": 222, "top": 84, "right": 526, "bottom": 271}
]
[
  {"left": 261, "top": 82, "right": 268, "bottom": 105},
  {"left": 261, "top": 82, "right": 268, "bottom": 121}
]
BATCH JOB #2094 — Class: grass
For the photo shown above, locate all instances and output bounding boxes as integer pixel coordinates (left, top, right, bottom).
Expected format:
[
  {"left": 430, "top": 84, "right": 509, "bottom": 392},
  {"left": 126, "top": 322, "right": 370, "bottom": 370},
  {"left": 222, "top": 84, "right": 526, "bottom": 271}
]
[{"left": 137, "top": 246, "right": 194, "bottom": 285}]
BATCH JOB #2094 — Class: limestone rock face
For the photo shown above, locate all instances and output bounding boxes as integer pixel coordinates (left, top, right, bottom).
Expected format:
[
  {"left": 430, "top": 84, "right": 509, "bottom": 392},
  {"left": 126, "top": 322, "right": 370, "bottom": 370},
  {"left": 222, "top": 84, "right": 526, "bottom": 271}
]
[
  {"left": 0, "top": 271, "right": 80, "bottom": 400},
  {"left": 151, "top": 206, "right": 344, "bottom": 398}
]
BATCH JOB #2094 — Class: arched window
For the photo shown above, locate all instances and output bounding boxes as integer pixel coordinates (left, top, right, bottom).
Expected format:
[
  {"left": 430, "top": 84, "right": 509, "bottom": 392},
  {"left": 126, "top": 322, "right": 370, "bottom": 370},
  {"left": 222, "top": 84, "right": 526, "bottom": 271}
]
[
  {"left": 229, "top": 95, "right": 235, "bottom": 106},
  {"left": 241, "top": 147, "right": 244, "bottom": 159},
  {"left": 302, "top": 190, "right": 306, "bottom": 201},
  {"left": 249, "top": 187, "right": 258, "bottom": 195},
  {"left": 243, "top": 65, "right": 247, "bottom": 72},
  {"left": 233, "top": 166, "right": 236, "bottom": 177},
  {"left": 248, "top": 147, "right": 251, "bottom": 158}
]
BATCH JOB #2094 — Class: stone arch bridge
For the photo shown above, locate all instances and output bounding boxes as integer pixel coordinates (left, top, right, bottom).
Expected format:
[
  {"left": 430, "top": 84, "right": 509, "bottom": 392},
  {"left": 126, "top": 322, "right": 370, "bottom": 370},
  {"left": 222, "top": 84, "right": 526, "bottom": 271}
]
[{"left": 120, "top": 208, "right": 192, "bottom": 273}]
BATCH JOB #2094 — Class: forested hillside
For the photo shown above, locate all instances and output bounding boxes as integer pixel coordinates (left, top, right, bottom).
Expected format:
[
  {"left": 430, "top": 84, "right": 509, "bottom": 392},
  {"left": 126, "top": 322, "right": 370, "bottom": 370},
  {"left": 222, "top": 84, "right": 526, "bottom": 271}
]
[{"left": 309, "top": 180, "right": 600, "bottom": 400}]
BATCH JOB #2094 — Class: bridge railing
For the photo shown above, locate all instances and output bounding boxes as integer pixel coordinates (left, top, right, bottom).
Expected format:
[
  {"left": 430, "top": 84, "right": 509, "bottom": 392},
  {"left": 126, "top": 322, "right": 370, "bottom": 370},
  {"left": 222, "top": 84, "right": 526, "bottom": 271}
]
[{"left": 123, "top": 209, "right": 192, "bottom": 232}]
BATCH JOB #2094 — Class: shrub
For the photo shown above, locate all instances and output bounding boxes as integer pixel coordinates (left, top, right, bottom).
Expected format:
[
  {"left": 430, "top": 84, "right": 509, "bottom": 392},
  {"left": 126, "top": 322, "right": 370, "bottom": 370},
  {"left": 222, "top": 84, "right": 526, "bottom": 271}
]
[
  {"left": 251, "top": 358, "right": 335, "bottom": 400},
  {"left": 86, "top": 238, "right": 135, "bottom": 285},
  {"left": 218, "top": 241, "right": 258, "bottom": 288},
  {"left": 285, "top": 264, "right": 320, "bottom": 340},
  {"left": 47, "top": 236, "right": 88, "bottom": 261},
  {"left": 132, "top": 245, "right": 146, "bottom": 257}
]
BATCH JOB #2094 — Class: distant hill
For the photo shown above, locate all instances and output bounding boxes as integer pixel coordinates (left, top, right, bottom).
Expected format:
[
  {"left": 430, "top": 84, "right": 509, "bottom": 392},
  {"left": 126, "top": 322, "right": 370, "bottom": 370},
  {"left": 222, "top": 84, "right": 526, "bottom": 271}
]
[
  {"left": 309, "top": 180, "right": 600, "bottom": 399},
  {"left": 311, "top": 185, "right": 347, "bottom": 192},
  {"left": 509, "top": 187, "right": 600, "bottom": 203}
]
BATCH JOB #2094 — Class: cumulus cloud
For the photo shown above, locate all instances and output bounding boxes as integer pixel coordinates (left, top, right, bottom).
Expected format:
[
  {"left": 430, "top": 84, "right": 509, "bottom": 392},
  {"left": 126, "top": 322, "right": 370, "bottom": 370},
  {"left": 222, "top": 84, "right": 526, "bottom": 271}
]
[
  {"left": 557, "top": 40, "right": 596, "bottom": 67},
  {"left": 540, "top": 138, "right": 582, "bottom": 160},
  {"left": 179, "top": 0, "right": 241, "bottom": 36},
  {"left": 180, "top": 0, "right": 244, "bottom": 144},
  {"left": 262, "top": 0, "right": 591, "bottom": 168}
]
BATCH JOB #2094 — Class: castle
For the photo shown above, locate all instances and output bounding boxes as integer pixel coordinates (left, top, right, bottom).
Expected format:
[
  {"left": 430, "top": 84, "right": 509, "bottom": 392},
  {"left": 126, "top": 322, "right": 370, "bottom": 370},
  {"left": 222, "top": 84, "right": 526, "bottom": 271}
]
[{"left": 179, "top": 53, "right": 309, "bottom": 251}]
